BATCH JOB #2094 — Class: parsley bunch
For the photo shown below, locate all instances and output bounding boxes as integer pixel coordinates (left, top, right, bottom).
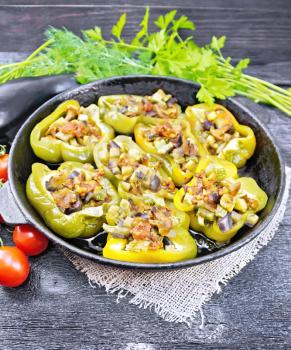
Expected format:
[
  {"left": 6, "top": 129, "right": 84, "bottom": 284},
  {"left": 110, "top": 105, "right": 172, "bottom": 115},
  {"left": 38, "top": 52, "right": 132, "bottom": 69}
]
[{"left": 0, "top": 8, "right": 291, "bottom": 116}]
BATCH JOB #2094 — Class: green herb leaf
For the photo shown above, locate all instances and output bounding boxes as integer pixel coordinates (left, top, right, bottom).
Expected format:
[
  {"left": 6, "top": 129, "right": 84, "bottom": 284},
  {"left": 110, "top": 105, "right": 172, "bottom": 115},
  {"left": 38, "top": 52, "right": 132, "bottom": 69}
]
[
  {"left": 132, "top": 6, "right": 150, "bottom": 46},
  {"left": 172, "top": 15, "right": 196, "bottom": 31},
  {"left": 83, "top": 27, "right": 103, "bottom": 42},
  {"left": 112, "top": 13, "right": 127, "bottom": 41},
  {"left": 155, "top": 10, "right": 177, "bottom": 31},
  {"left": 0, "top": 8, "right": 290, "bottom": 116},
  {"left": 196, "top": 86, "right": 214, "bottom": 105},
  {"left": 210, "top": 36, "right": 226, "bottom": 51}
]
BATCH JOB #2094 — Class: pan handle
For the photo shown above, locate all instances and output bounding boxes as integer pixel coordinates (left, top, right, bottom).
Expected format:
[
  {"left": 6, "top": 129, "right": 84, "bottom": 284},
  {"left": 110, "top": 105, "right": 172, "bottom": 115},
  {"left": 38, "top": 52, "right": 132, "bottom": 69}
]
[{"left": 0, "top": 183, "right": 28, "bottom": 225}]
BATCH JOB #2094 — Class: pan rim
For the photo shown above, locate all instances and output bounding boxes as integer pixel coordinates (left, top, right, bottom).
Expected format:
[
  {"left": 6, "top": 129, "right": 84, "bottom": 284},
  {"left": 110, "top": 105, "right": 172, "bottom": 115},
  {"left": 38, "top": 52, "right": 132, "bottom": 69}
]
[{"left": 8, "top": 75, "right": 286, "bottom": 270}]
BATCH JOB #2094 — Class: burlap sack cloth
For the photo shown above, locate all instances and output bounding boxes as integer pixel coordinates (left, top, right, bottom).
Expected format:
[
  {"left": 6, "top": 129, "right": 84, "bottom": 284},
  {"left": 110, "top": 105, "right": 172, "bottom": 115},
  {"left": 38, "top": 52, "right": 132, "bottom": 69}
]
[{"left": 63, "top": 167, "right": 291, "bottom": 325}]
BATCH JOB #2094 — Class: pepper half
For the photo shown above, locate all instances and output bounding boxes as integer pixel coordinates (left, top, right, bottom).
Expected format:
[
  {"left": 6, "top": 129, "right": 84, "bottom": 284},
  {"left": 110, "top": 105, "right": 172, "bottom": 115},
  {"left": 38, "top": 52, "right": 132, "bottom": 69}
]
[
  {"left": 98, "top": 89, "right": 182, "bottom": 134},
  {"left": 174, "top": 156, "right": 238, "bottom": 212},
  {"left": 26, "top": 161, "right": 119, "bottom": 238},
  {"left": 185, "top": 103, "right": 256, "bottom": 168},
  {"left": 30, "top": 100, "right": 114, "bottom": 163},
  {"left": 134, "top": 118, "right": 208, "bottom": 186},
  {"left": 102, "top": 199, "right": 197, "bottom": 263},
  {"left": 174, "top": 157, "right": 267, "bottom": 242},
  {"left": 94, "top": 135, "right": 177, "bottom": 206}
]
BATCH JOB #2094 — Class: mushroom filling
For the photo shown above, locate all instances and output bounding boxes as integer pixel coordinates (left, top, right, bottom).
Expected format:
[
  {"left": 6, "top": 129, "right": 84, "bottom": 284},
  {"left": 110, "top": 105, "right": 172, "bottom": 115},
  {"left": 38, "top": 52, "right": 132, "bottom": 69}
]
[
  {"left": 182, "top": 169, "right": 260, "bottom": 232},
  {"left": 44, "top": 105, "right": 102, "bottom": 146},
  {"left": 144, "top": 121, "right": 199, "bottom": 172},
  {"left": 45, "top": 166, "right": 111, "bottom": 214},
  {"left": 103, "top": 199, "right": 179, "bottom": 251},
  {"left": 197, "top": 107, "right": 242, "bottom": 156},
  {"left": 105, "top": 140, "right": 176, "bottom": 196},
  {"left": 103, "top": 89, "right": 181, "bottom": 119}
]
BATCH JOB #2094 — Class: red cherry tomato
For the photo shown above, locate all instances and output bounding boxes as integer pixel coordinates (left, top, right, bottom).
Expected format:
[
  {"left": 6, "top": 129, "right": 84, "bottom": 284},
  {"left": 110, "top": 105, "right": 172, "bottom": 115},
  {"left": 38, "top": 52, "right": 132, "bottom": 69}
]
[
  {"left": 0, "top": 153, "right": 8, "bottom": 183},
  {"left": 0, "top": 246, "right": 30, "bottom": 287},
  {"left": 13, "top": 224, "right": 49, "bottom": 256}
]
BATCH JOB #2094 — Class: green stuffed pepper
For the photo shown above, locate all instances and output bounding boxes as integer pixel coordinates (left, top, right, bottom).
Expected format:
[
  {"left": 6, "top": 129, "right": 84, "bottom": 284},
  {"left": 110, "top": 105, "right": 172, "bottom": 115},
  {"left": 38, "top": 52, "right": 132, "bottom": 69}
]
[
  {"left": 102, "top": 199, "right": 197, "bottom": 263},
  {"left": 94, "top": 135, "right": 177, "bottom": 206},
  {"left": 134, "top": 118, "right": 209, "bottom": 186},
  {"left": 98, "top": 89, "right": 182, "bottom": 134},
  {"left": 185, "top": 103, "right": 256, "bottom": 168},
  {"left": 26, "top": 161, "right": 119, "bottom": 238},
  {"left": 31, "top": 100, "right": 114, "bottom": 163},
  {"left": 174, "top": 157, "right": 268, "bottom": 242}
]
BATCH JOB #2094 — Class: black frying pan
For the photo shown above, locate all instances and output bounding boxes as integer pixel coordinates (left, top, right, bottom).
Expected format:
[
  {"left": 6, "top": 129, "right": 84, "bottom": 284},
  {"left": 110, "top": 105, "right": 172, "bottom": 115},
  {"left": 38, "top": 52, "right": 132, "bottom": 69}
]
[{"left": 0, "top": 75, "right": 285, "bottom": 270}]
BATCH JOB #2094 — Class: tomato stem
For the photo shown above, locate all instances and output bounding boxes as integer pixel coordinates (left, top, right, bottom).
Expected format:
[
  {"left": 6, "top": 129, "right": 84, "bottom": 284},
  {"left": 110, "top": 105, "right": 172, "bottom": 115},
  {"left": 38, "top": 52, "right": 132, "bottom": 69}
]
[{"left": 0, "top": 145, "right": 6, "bottom": 157}]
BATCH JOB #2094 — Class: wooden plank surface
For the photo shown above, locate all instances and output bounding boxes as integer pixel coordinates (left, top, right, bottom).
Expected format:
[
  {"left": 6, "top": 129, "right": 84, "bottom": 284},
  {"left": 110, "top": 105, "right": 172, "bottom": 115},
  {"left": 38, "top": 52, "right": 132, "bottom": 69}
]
[
  {"left": 0, "top": 1, "right": 290, "bottom": 349},
  {"left": 0, "top": 1, "right": 290, "bottom": 64}
]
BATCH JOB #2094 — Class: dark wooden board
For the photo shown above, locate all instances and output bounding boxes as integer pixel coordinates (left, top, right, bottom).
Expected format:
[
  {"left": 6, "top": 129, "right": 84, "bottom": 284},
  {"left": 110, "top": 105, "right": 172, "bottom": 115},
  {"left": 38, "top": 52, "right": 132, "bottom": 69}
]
[
  {"left": 0, "top": 1, "right": 291, "bottom": 64},
  {"left": 0, "top": 1, "right": 290, "bottom": 349}
]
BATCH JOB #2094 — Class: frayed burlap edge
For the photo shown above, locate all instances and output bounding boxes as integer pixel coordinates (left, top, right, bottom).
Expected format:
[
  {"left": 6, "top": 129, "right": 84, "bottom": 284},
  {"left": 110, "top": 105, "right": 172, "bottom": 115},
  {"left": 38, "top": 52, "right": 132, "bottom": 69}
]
[{"left": 61, "top": 167, "right": 291, "bottom": 325}]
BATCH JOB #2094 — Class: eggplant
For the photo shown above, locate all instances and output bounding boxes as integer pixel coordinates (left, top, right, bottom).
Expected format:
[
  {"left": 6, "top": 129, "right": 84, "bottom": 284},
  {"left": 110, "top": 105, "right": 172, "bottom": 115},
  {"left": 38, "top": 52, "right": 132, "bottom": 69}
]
[
  {"left": 150, "top": 175, "right": 161, "bottom": 192},
  {"left": 202, "top": 120, "right": 213, "bottom": 131},
  {"left": 163, "top": 236, "right": 173, "bottom": 248},
  {"left": 64, "top": 199, "right": 83, "bottom": 215},
  {"left": 0, "top": 74, "right": 78, "bottom": 137},
  {"left": 218, "top": 213, "right": 233, "bottom": 232},
  {"left": 68, "top": 171, "right": 80, "bottom": 180},
  {"left": 208, "top": 192, "right": 220, "bottom": 204}
]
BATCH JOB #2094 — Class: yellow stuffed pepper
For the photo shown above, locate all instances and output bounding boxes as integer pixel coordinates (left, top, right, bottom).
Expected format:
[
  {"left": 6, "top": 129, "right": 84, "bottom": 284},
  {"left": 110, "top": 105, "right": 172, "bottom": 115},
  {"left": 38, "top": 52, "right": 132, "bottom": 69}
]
[
  {"left": 103, "top": 199, "right": 197, "bottom": 263},
  {"left": 174, "top": 157, "right": 267, "bottom": 242},
  {"left": 134, "top": 118, "right": 208, "bottom": 186},
  {"left": 185, "top": 103, "right": 256, "bottom": 168},
  {"left": 31, "top": 100, "right": 114, "bottom": 163},
  {"left": 94, "top": 135, "right": 177, "bottom": 206},
  {"left": 98, "top": 89, "right": 182, "bottom": 134}
]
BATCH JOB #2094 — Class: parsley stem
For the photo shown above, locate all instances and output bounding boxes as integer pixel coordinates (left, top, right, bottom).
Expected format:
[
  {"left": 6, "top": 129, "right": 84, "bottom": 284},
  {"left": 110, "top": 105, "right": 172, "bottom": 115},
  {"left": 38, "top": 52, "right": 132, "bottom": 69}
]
[{"left": 103, "top": 40, "right": 153, "bottom": 52}]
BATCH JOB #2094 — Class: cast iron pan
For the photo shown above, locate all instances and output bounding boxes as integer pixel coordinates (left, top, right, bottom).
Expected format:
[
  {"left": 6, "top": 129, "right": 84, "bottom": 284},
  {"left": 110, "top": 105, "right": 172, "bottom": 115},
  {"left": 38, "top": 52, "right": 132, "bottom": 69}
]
[{"left": 0, "top": 75, "right": 285, "bottom": 270}]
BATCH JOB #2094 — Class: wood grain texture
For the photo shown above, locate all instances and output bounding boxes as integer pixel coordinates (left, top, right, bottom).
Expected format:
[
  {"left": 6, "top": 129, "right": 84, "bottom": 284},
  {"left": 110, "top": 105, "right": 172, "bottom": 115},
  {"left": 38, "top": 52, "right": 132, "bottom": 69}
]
[
  {"left": 0, "top": 1, "right": 290, "bottom": 64},
  {"left": 0, "top": 1, "right": 290, "bottom": 349}
]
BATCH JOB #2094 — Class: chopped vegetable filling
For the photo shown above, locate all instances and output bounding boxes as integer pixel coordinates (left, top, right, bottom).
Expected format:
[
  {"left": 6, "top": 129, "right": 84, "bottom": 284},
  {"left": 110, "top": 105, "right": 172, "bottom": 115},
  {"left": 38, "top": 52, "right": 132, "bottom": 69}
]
[
  {"left": 45, "top": 105, "right": 101, "bottom": 146},
  {"left": 144, "top": 121, "right": 199, "bottom": 172},
  {"left": 101, "top": 89, "right": 181, "bottom": 119},
  {"left": 46, "top": 166, "right": 110, "bottom": 214},
  {"left": 195, "top": 107, "right": 241, "bottom": 156},
  {"left": 105, "top": 139, "right": 176, "bottom": 196},
  {"left": 103, "top": 199, "right": 178, "bottom": 251},
  {"left": 182, "top": 170, "right": 259, "bottom": 232}
]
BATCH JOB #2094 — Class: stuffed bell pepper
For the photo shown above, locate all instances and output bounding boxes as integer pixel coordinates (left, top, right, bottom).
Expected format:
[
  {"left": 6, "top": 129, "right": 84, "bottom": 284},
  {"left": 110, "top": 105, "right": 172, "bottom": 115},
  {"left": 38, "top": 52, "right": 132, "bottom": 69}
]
[
  {"left": 174, "top": 157, "right": 268, "bottom": 242},
  {"left": 98, "top": 89, "right": 182, "bottom": 134},
  {"left": 26, "top": 161, "right": 119, "bottom": 238},
  {"left": 102, "top": 199, "right": 197, "bottom": 263},
  {"left": 185, "top": 103, "right": 256, "bottom": 168},
  {"left": 94, "top": 135, "right": 176, "bottom": 206},
  {"left": 134, "top": 118, "right": 208, "bottom": 186},
  {"left": 31, "top": 100, "right": 114, "bottom": 163}
]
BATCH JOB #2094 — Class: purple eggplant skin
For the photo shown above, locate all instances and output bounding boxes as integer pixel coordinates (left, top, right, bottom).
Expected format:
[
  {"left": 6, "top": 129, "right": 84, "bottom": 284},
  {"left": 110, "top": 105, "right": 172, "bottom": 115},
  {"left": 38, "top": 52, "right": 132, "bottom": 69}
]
[
  {"left": 150, "top": 175, "right": 161, "bottom": 192},
  {"left": 218, "top": 213, "right": 233, "bottom": 232},
  {"left": 0, "top": 74, "right": 78, "bottom": 133},
  {"left": 202, "top": 120, "right": 214, "bottom": 131}
]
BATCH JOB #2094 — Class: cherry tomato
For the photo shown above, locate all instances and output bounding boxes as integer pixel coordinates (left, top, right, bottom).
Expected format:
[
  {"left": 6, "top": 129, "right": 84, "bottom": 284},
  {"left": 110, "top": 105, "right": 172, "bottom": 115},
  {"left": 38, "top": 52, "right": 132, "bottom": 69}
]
[
  {"left": 13, "top": 224, "right": 49, "bottom": 256},
  {"left": 0, "top": 246, "right": 30, "bottom": 287},
  {"left": 0, "top": 153, "right": 8, "bottom": 183},
  {"left": 0, "top": 215, "right": 3, "bottom": 224}
]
